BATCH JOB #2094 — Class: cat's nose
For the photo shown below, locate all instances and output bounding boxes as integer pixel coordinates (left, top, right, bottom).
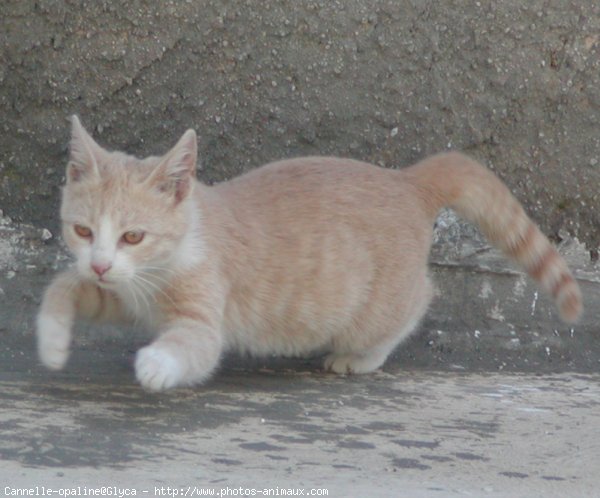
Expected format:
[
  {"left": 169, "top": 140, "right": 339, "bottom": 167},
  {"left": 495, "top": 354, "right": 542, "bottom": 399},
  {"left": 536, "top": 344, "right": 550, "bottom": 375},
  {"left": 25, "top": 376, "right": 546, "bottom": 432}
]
[{"left": 91, "top": 261, "right": 112, "bottom": 277}]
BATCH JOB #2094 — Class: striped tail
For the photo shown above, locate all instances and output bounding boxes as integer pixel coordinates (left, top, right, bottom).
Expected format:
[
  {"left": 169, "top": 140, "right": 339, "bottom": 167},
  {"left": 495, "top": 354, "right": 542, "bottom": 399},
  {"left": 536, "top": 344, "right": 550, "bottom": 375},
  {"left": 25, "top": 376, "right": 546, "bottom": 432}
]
[{"left": 404, "top": 151, "right": 582, "bottom": 323}]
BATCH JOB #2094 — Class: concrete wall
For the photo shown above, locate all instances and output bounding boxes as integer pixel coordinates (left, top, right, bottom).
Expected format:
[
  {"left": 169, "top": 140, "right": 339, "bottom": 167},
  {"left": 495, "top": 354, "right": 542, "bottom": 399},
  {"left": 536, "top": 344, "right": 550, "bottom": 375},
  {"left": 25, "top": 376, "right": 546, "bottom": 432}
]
[{"left": 2, "top": 0, "right": 600, "bottom": 245}]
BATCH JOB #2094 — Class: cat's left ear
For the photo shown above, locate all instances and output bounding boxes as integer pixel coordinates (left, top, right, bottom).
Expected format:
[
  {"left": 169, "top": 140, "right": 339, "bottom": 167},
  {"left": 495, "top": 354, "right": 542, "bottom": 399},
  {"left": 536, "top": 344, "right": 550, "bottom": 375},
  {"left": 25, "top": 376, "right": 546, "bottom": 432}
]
[
  {"left": 67, "top": 115, "right": 103, "bottom": 183},
  {"left": 146, "top": 129, "right": 197, "bottom": 204}
]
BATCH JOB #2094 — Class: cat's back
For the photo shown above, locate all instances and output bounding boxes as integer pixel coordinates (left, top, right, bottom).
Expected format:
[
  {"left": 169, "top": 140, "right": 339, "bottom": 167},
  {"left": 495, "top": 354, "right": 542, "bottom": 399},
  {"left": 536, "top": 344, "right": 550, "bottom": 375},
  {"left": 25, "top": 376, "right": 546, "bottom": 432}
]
[
  {"left": 213, "top": 156, "right": 418, "bottom": 217},
  {"left": 220, "top": 156, "right": 391, "bottom": 188}
]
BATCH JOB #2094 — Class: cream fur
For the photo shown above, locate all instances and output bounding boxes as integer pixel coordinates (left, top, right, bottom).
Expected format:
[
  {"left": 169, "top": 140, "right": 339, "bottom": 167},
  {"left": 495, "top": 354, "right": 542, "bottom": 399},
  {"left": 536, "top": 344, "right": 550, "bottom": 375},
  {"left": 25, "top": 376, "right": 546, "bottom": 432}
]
[{"left": 36, "top": 116, "right": 583, "bottom": 391}]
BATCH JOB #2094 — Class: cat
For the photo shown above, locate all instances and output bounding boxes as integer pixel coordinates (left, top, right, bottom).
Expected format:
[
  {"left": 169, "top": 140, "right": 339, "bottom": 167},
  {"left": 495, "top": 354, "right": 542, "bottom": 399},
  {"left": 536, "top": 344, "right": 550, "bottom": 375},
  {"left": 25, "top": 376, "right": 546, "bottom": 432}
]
[{"left": 36, "top": 116, "right": 583, "bottom": 391}]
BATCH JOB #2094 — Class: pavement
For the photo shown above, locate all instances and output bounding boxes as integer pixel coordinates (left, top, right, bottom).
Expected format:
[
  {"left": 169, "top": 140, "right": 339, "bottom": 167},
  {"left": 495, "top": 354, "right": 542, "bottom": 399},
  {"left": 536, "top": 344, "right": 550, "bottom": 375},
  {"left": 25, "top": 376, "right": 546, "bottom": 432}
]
[{"left": 1, "top": 344, "right": 599, "bottom": 498}]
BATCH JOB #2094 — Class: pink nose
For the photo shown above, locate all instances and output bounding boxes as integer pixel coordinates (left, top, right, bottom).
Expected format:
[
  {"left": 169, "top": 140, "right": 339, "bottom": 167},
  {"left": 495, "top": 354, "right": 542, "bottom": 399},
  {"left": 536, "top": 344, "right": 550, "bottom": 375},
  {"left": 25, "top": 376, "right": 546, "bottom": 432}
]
[{"left": 91, "top": 262, "right": 112, "bottom": 276}]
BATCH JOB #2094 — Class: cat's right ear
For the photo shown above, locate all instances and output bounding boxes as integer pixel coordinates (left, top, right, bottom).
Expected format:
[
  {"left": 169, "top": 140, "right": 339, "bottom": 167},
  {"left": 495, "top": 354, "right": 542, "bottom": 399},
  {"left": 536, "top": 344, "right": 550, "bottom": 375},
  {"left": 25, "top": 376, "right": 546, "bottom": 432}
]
[
  {"left": 145, "top": 129, "right": 198, "bottom": 205},
  {"left": 66, "top": 115, "right": 101, "bottom": 183}
]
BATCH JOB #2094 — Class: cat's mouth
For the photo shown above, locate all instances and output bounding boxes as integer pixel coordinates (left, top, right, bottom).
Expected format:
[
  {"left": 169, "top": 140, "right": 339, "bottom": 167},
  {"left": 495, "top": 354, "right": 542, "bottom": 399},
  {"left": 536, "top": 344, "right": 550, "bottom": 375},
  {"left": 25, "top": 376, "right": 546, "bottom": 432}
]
[{"left": 95, "top": 276, "right": 116, "bottom": 287}]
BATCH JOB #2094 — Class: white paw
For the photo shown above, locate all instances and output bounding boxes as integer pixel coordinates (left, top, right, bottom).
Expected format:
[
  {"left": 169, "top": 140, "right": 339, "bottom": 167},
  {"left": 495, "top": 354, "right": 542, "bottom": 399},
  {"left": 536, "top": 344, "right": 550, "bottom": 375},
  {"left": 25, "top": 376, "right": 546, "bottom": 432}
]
[
  {"left": 324, "top": 353, "right": 382, "bottom": 375},
  {"left": 135, "top": 344, "right": 184, "bottom": 392},
  {"left": 36, "top": 314, "right": 71, "bottom": 370},
  {"left": 324, "top": 354, "right": 353, "bottom": 374}
]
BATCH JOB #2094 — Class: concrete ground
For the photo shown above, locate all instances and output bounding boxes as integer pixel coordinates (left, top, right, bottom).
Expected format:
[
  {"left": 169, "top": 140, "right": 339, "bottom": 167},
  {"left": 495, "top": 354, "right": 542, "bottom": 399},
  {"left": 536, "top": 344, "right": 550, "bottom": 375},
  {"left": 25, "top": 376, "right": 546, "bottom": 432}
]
[{"left": 1, "top": 343, "right": 599, "bottom": 498}]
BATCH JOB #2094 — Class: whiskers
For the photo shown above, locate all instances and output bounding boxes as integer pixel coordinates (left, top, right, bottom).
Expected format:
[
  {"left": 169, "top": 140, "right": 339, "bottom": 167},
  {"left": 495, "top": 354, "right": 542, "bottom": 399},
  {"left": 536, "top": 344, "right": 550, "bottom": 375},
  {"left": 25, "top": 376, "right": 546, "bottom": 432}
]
[
  {"left": 120, "top": 265, "right": 180, "bottom": 320},
  {"left": 59, "top": 270, "right": 82, "bottom": 301},
  {"left": 61, "top": 263, "right": 179, "bottom": 323}
]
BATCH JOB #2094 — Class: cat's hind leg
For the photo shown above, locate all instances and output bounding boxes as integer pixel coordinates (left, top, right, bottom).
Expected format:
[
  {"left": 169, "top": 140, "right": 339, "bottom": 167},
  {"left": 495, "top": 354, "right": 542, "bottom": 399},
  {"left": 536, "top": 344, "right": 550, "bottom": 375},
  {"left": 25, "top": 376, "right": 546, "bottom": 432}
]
[
  {"left": 324, "top": 316, "right": 422, "bottom": 374},
  {"left": 324, "top": 347, "right": 392, "bottom": 375},
  {"left": 324, "top": 276, "right": 433, "bottom": 375}
]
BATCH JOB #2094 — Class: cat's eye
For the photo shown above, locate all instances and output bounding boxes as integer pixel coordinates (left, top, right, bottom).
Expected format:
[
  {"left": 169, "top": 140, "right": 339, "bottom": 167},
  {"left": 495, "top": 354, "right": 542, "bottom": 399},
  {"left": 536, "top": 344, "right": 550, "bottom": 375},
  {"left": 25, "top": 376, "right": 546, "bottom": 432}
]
[
  {"left": 74, "top": 224, "right": 92, "bottom": 239},
  {"left": 122, "top": 230, "right": 145, "bottom": 245}
]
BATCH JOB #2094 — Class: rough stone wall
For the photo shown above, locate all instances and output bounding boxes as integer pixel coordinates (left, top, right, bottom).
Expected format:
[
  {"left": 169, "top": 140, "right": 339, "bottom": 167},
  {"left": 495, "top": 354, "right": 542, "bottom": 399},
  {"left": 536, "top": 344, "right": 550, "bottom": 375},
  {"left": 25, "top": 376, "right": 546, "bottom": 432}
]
[{"left": 1, "top": 0, "right": 600, "bottom": 247}]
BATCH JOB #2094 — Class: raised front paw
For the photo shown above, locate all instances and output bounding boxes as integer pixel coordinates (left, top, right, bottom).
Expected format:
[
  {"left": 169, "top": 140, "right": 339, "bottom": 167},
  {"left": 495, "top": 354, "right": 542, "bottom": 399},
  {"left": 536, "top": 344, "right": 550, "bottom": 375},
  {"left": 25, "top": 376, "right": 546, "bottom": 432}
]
[
  {"left": 135, "top": 343, "right": 184, "bottom": 392},
  {"left": 36, "top": 314, "right": 71, "bottom": 370}
]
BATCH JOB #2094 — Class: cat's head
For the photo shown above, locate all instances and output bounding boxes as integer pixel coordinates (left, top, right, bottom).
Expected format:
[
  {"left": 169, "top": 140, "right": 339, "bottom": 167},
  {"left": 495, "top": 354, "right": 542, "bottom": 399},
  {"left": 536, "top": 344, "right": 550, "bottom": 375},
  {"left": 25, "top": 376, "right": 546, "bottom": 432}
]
[{"left": 60, "top": 116, "right": 201, "bottom": 290}]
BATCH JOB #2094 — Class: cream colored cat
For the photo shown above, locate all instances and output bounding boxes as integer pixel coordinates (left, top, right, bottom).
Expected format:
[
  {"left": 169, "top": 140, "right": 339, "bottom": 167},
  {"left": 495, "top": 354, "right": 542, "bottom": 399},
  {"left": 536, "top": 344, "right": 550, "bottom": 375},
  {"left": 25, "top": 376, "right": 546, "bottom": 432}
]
[{"left": 36, "top": 116, "right": 582, "bottom": 391}]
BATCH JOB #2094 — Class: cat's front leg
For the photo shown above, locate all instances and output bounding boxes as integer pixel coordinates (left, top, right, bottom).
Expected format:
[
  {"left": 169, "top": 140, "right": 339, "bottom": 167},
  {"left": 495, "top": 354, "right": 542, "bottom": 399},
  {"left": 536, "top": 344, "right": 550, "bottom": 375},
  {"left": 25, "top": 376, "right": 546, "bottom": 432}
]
[
  {"left": 36, "top": 270, "right": 80, "bottom": 370},
  {"left": 135, "top": 319, "right": 223, "bottom": 391},
  {"left": 37, "top": 270, "right": 125, "bottom": 370}
]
